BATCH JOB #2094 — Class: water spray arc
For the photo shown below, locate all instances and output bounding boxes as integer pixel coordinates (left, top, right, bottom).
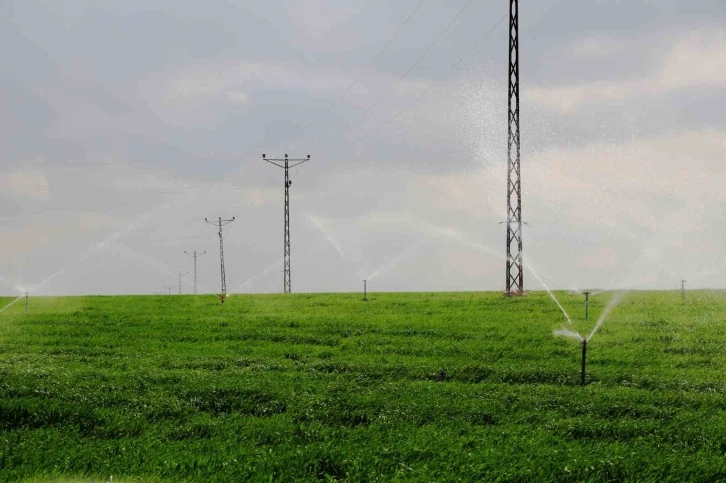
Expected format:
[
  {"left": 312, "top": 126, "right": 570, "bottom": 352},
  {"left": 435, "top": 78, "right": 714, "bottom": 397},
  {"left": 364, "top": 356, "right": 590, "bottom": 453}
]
[
  {"left": 184, "top": 250, "right": 207, "bottom": 295},
  {"left": 505, "top": 0, "right": 524, "bottom": 296},
  {"left": 205, "top": 217, "right": 235, "bottom": 303},
  {"left": 554, "top": 292, "right": 627, "bottom": 385},
  {"left": 178, "top": 271, "right": 188, "bottom": 295},
  {"left": 262, "top": 154, "right": 311, "bottom": 294}
]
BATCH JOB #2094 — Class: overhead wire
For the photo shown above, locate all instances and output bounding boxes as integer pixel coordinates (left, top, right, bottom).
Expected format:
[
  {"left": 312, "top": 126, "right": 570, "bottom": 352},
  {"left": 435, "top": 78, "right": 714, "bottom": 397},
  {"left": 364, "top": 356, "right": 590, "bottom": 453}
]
[{"left": 301, "top": 0, "right": 476, "bottom": 154}]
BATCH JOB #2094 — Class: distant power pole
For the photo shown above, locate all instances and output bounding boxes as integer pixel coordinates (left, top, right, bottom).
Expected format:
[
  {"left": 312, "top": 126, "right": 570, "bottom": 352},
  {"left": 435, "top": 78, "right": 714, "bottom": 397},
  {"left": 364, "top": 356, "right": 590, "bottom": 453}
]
[
  {"left": 178, "top": 271, "right": 188, "bottom": 294},
  {"left": 205, "top": 217, "right": 235, "bottom": 299},
  {"left": 162, "top": 284, "right": 176, "bottom": 295},
  {"left": 505, "top": 0, "right": 524, "bottom": 296},
  {"left": 184, "top": 250, "right": 207, "bottom": 295},
  {"left": 262, "top": 153, "right": 311, "bottom": 294}
]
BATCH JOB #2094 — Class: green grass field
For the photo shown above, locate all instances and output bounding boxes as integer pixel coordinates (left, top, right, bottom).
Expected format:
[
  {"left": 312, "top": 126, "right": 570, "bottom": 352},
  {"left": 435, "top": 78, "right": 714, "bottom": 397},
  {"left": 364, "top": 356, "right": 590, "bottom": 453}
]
[{"left": 1, "top": 290, "right": 726, "bottom": 482}]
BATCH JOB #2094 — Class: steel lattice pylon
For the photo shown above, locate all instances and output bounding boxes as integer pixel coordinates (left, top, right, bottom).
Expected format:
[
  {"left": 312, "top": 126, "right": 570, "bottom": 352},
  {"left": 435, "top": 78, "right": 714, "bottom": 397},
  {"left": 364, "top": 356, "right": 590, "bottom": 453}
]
[
  {"left": 506, "top": 0, "right": 523, "bottom": 295},
  {"left": 263, "top": 154, "right": 310, "bottom": 294}
]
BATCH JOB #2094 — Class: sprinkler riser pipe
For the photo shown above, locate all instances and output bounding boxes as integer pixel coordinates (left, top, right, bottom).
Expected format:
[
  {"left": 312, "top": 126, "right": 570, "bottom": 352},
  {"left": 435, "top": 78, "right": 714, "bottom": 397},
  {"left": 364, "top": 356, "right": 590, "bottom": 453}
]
[
  {"left": 584, "top": 292, "right": 590, "bottom": 320},
  {"left": 581, "top": 340, "right": 587, "bottom": 386}
]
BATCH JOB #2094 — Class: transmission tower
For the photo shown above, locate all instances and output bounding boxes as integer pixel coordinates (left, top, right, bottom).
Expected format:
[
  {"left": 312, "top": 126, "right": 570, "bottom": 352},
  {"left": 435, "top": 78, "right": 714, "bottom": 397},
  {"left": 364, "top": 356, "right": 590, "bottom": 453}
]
[
  {"left": 505, "top": 0, "right": 523, "bottom": 295},
  {"left": 205, "top": 217, "right": 235, "bottom": 301},
  {"left": 184, "top": 250, "right": 207, "bottom": 294},
  {"left": 178, "top": 271, "right": 188, "bottom": 294},
  {"left": 262, "top": 154, "right": 311, "bottom": 294}
]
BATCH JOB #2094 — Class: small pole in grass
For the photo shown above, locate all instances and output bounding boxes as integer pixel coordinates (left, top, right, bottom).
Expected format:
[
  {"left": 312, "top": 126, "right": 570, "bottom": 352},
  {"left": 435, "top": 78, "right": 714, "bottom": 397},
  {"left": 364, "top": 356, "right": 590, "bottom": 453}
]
[
  {"left": 362, "top": 279, "right": 367, "bottom": 301},
  {"left": 581, "top": 339, "right": 588, "bottom": 386},
  {"left": 583, "top": 291, "right": 591, "bottom": 320},
  {"left": 24, "top": 292, "right": 28, "bottom": 315},
  {"left": 681, "top": 279, "right": 687, "bottom": 304}
]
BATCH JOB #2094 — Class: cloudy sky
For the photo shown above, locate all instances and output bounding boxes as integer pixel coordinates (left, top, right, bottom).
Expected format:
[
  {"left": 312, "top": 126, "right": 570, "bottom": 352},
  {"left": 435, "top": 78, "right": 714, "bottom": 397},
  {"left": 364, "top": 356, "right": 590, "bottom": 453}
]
[{"left": 1, "top": 0, "right": 725, "bottom": 296}]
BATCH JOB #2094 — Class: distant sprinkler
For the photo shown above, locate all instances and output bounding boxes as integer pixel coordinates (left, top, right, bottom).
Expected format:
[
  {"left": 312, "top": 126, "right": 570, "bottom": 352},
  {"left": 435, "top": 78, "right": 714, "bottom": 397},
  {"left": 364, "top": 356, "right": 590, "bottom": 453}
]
[
  {"left": 583, "top": 291, "right": 592, "bottom": 320},
  {"left": 362, "top": 279, "right": 367, "bottom": 301},
  {"left": 25, "top": 291, "right": 28, "bottom": 315},
  {"left": 681, "top": 279, "right": 687, "bottom": 303}
]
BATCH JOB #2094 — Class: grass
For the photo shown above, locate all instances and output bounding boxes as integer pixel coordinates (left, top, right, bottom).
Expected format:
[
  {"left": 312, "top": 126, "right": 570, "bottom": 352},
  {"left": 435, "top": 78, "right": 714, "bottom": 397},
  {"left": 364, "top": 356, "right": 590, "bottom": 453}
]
[{"left": 1, "top": 290, "right": 726, "bottom": 481}]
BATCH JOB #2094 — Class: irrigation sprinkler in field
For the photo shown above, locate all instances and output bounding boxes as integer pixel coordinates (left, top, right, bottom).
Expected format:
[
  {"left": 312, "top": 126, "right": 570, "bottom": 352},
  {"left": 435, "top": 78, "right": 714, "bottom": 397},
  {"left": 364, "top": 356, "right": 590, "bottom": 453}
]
[
  {"left": 681, "top": 279, "right": 687, "bottom": 303},
  {"left": 25, "top": 291, "right": 28, "bottom": 315},
  {"left": 362, "top": 279, "right": 367, "bottom": 301},
  {"left": 554, "top": 291, "right": 627, "bottom": 386}
]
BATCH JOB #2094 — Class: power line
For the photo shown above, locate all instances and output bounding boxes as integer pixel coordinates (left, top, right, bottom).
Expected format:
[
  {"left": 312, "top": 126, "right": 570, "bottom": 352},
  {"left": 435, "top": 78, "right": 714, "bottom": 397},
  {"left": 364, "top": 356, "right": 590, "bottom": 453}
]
[
  {"left": 346, "top": 0, "right": 475, "bottom": 127},
  {"left": 300, "top": 9, "right": 507, "bottom": 156},
  {"left": 289, "top": 0, "right": 428, "bottom": 144}
]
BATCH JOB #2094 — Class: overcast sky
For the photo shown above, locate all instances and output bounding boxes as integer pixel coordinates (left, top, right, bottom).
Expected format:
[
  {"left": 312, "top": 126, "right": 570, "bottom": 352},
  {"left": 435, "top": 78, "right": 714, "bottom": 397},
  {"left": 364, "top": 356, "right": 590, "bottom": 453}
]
[{"left": 1, "top": 0, "right": 725, "bottom": 296}]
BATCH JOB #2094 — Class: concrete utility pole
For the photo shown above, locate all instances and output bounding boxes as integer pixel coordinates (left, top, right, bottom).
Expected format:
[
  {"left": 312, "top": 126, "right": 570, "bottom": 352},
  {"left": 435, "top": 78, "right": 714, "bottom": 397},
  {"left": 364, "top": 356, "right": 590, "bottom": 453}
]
[
  {"left": 162, "top": 284, "right": 176, "bottom": 295},
  {"left": 184, "top": 250, "right": 207, "bottom": 295},
  {"left": 262, "top": 154, "right": 311, "bottom": 294},
  {"left": 505, "top": 0, "right": 524, "bottom": 296},
  {"left": 205, "top": 217, "right": 235, "bottom": 302}
]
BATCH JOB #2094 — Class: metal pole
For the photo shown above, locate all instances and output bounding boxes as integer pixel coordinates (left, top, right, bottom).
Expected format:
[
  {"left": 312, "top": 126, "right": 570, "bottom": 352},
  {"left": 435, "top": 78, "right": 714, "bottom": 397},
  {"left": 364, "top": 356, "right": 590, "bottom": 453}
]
[
  {"left": 263, "top": 154, "right": 310, "bottom": 294},
  {"left": 584, "top": 291, "right": 591, "bottom": 320},
  {"left": 505, "top": 0, "right": 523, "bottom": 295},
  {"left": 581, "top": 339, "right": 587, "bottom": 386},
  {"left": 284, "top": 158, "right": 291, "bottom": 294},
  {"left": 178, "top": 271, "right": 188, "bottom": 295},
  {"left": 205, "top": 217, "right": 235, "bottom": 301},
  {"left": 363, "top": 279, "right": 367, "bottom": 301},
  {"left": 185, "top": 250, "right": 206, "bottom": 295},
  {"left": 25, "top": 292, "right": 28, "bottom": 315},
  {"left": 681, "top": 279, "right": 686, "bottom": 303}
]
